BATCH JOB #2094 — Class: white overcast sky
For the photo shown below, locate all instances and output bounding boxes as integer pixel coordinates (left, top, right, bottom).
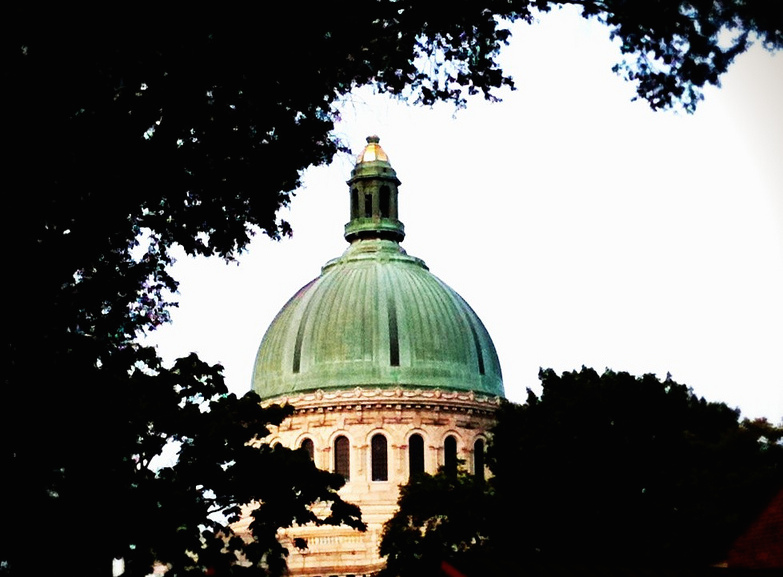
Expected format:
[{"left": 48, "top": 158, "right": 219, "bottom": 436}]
[{"left": 144, "top": 8, "right": 783, "bottom": 422}]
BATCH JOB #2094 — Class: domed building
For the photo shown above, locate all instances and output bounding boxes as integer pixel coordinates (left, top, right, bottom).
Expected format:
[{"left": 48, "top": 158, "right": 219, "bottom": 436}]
[{"left": 252, "top": 136, "right": 504, "bottom": 576}]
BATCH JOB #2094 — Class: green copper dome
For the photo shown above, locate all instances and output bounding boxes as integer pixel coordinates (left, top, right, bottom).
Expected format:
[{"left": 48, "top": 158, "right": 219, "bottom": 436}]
[{"left": 252, "top": 137, "right": 504, "bottom": 400}]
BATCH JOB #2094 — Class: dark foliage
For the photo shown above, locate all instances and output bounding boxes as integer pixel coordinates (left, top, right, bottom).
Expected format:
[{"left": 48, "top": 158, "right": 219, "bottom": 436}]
[
  {"left": 593, "top": 0, "right": 782, "bottom": 110},
  {"left": 378, "top": 471, "right": 500, "bottom": 577},
  {"left": 381, "top": 368, "right": 783, "bottom": 575},
  {"left": 3, "top": 3, "right": 779, "bottom": 576},
  {"left": 490, "top": 368, "right": 783, "bottom": 566}
]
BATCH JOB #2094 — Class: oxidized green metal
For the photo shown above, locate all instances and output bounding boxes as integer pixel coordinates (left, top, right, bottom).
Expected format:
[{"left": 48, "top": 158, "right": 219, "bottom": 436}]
[{"left": 252, "top": 137, "right": 504, "bottom": 400}]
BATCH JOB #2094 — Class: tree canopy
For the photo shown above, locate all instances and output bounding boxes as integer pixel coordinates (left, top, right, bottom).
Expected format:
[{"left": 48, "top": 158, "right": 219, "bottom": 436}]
[
  {"left": 379, "top": 471, "right": 498, "bottom": 577},
  {"left": 380, "top": 368, "right": 783, "bottom": 575},
  {"left": 3, "top": 4, "right": 780, "bottom": 576}
]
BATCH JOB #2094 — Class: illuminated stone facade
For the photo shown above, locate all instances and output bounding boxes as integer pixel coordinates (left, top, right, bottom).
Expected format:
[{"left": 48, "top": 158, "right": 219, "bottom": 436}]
[{"left": 265, "top": 388, "right": 499, "bottom": 576}]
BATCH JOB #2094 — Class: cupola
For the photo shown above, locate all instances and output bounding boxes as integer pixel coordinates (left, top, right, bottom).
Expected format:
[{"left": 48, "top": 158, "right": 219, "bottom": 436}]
[{"left": 344, "top": 135, "right": 405, "bottom": 242}]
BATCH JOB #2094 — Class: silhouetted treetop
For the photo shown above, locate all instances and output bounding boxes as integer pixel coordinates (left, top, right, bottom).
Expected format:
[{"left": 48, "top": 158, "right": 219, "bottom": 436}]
[
  {"left": 489, "top": 368, "right": 783, "bottom": 566},
  {"left": 9, "top": 2, "right": 779, "bottom": 260},
  {"left": 380, "top": 368, "right": 782, "bottom": 575}
]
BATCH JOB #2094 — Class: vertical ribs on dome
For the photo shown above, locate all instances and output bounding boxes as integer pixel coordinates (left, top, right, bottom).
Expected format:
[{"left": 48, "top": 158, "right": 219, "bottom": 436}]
[
  {"left": 387, "top": 290, "right": 400, "bottom": 367},
  {"left": 292, "top": 320, "right": 304, "bottom": 374},
  {"left": 467, "top": 317, "right": 486, "bottom": 376},
  {"left": 292, "top": 299, "right": 315, "bottom": 374}
]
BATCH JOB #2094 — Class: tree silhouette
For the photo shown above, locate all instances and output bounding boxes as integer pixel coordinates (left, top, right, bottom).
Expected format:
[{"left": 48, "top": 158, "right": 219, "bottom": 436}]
[
  {"left": 3, "top": 5, "right": 780, "bottom": 575},
  {"left": 490, "top": 368, "right": 783, "bottom": 567},
  {"left": 379, "top": 470, "right": 498, "bottom": 577},
  {"left": 381, "top": 368, "right": 783, "bottom": 574}
]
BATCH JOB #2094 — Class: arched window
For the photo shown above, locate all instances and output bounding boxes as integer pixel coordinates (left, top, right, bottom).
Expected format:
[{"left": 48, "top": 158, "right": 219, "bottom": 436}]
[
  {"left": 371, "top": 434, "right": 388, "bottom": 481},
  {"left": 444, "top": 435, "right": 458, "bottom": 476},
  {"left": 473, "top": 439, "right": 485, "bottom": 481},
  {"left": 364, "top": 192, "right": 373, "bottom": 217},
  {"left": 408, "top": 433, "right": 425, "bottom": 479},
  {"left": 300, "top": 438, "right": 314, "bottom": 461},
  {"left": 379, "top": 185, "right": 391, "bottom": 218},
  {"left": 334, "top": 436, "right": 350, "bottom": 481},
  {"left": 351, "top": 188, "right": 359, "bottom": 219}
]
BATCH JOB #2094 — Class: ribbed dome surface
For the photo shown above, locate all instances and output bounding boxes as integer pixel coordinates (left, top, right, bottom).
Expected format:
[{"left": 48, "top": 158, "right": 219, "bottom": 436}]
[{"left": 252, "top": 239, "right": 504, "bottom": 400}]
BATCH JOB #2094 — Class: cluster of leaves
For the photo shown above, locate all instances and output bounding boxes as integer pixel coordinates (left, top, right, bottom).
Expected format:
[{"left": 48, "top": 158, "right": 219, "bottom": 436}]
[
  {"left": 584, "top": 0, "right": 783, "bottom": 110},
  {"left": 379, "top": 472, "right": 497, "bottom": 577},
  {"left": 2, "top": 343, "right": 364, "bottom": 577},
  {"left": 3, "top": 3, "right": 779, "bottom": 575},
  {"left": 380, "top": 368, "right": 783, "bottom": 576}
]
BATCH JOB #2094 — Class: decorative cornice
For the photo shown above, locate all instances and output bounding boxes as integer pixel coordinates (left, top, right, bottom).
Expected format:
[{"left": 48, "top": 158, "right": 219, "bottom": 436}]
[{"left": 262, "top": 386, "right": 502, "bottom": 415}]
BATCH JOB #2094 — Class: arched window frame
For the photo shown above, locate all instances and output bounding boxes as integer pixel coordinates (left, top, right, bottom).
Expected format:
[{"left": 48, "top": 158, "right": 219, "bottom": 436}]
[
  {"left": 407, "top": 432, "right": 425, "bottom": 479},
  {"left": 334, "top": 435, "right": 351, "bottom": 481},
  {"left": 444, "top": 434, "right": 458, "bottom": 476},
  {"left": 370, "top": 432, "right": 389, "bottom": 482},
  {"left": 299, "top": 437, "right": 315, "bottom": 462},
  {"left": 473, "top": 437, "right": 486, "bottom": 481}
]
